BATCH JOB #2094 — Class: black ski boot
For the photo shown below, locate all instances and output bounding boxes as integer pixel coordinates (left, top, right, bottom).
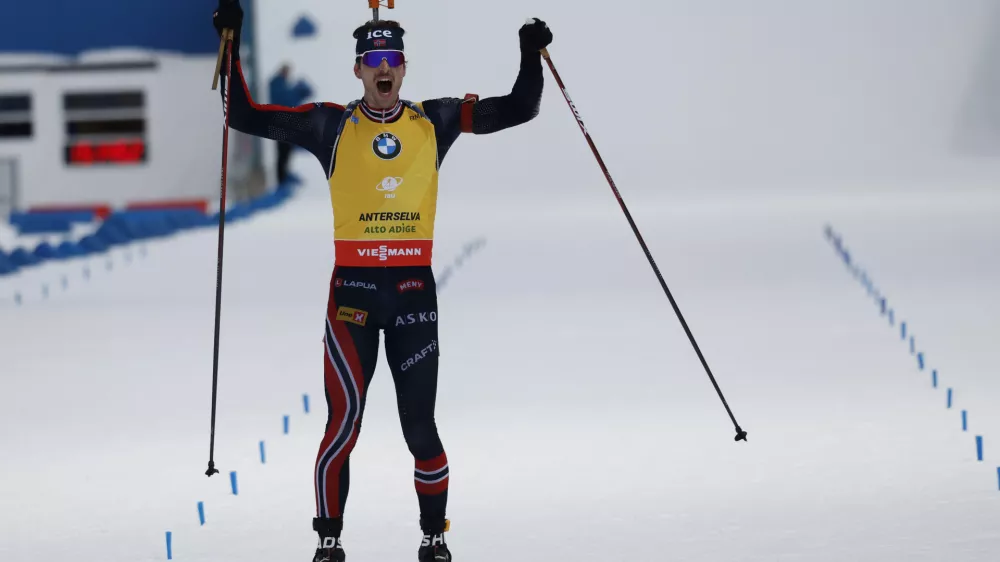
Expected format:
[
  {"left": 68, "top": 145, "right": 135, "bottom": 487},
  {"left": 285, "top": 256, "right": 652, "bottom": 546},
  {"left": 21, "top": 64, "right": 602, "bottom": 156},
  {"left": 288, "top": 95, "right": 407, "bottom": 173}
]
[
  {"left": 418, "top": 518, "right": 452, "bottom": 562},
  {"left": 312, "top": 517, "right": 346, "bottom": 562}
]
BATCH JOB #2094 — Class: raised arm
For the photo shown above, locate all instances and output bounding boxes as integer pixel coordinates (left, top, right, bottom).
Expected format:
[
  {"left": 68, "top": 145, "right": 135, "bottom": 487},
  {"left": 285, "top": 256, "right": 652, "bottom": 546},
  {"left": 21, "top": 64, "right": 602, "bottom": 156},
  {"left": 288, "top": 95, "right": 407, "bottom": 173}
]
[
  {"left": 212, "top": 0, "right": 345, "bottom": 173},
  {"left": 465, "top": 18, "right": 553, "bottom": 134},
  {"left": 421, "top": 18, "right": 553, "bottom": 163}
]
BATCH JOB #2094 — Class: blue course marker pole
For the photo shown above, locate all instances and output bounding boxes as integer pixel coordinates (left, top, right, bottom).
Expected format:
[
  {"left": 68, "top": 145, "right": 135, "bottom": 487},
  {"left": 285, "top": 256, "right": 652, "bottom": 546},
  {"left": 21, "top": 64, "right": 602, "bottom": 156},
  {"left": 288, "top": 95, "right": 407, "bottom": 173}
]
[
  {"left": 917, "top": 352, "right": 925, "bottom": 370},
  {"left": 932, "top": 370, "right": 938, "bottom": 388},
  {"left": 230, "top": 471, "right": 239, "bottom": 495},
  {"left": 304, "top": 394, "right": 310, "bottom": 414},
  {"left": 198, "top": 501, "right": 205, "bottom": 525},
  {"left": 166, "top": 531, "right": 173, "bottom": 560},
  {"left": 977, "top": 436, "right": 984, "bottom": 462},
  {"left": 880, "top": 298, "right": 887, "bottom": 315},
  {"left": 962, "top": 411, "right": 968, "bottom": 432},
  {"left": 260, "top": 440, "right": 266, "bottom": 464},
  {"left": 889, "top": 309, "right": 895, "bottom": 326},
  {"left": 284, "top": 415, "right": 290, "bottom": 435},
  {"left": 947, "top": 389, "right": 953, "bottom": 409},
  {"left": 997, "top": 467, "right": 1000, "bottom": 491},
  {"left": 901, "top": 322, "right": 907, "bottom": 340},
  {"left": 909, "top": 336, "right": 915, "bottom": 355}
]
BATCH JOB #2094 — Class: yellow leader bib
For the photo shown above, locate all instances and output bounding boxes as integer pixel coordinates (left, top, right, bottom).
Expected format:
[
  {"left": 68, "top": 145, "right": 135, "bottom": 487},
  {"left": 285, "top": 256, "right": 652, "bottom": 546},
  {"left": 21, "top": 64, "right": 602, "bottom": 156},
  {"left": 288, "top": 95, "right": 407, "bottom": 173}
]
[{"left": 329, "top": 101, "right": 439, "bottom": 267}]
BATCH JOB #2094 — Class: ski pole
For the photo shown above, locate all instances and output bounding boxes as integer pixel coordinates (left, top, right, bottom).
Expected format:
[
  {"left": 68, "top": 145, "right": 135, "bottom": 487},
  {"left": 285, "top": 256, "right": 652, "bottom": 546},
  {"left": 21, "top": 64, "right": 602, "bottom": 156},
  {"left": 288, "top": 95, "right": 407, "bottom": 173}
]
[
  {"left": 206, "top": 26, "right": 235, "bottom": 477},
  {"left": 539, "top": 46, "right": 748, "bottom": 443}
]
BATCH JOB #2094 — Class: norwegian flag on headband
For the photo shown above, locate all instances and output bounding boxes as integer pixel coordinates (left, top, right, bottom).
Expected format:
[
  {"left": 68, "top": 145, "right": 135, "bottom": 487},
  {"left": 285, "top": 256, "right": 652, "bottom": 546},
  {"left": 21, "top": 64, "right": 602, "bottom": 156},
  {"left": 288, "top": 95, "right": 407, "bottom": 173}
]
[{"left": 374, "top": 39, "right": 386, "bottom": 47}]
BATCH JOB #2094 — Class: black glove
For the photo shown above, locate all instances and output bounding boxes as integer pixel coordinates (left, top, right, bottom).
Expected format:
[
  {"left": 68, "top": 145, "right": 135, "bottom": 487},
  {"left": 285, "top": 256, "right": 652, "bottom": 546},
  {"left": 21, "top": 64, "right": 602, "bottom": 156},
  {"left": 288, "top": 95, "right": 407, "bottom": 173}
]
[
  {"left": 519, "top": 18, "right": 553, "bottom": 53},
  {"left": 213, "top": 0, "right": 244, "bottom": 41}
]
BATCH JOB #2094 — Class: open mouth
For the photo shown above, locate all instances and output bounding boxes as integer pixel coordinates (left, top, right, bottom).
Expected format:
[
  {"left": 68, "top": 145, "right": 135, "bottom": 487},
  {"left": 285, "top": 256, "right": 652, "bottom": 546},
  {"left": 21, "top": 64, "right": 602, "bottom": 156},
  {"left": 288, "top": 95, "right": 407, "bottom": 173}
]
[{"left": 376, "top": 77, "right": 393, "bottom": 95}]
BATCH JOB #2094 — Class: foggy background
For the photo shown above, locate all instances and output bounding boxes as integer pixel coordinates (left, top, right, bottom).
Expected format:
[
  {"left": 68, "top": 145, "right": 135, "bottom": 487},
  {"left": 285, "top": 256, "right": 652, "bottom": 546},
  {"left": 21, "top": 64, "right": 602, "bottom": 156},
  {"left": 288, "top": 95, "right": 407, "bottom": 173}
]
[{"left": 254, "top": 0, "right": 1000, "bottom": 199}]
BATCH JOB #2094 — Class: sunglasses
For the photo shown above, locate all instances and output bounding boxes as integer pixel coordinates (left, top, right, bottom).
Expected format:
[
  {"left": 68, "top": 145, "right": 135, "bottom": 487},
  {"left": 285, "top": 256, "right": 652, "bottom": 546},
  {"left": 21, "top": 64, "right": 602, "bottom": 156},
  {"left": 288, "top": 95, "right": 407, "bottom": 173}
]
[{"left": 358, "top": 50, "right": 406, "bottom": 68}]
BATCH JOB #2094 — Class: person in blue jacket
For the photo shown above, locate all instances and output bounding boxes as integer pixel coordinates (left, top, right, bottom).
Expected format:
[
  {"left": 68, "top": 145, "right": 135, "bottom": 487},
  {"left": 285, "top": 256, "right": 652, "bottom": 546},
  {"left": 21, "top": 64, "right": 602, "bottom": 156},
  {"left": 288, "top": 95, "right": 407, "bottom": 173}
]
[{"left": 269, "top": 64, "right": 314, "bottom": 186}]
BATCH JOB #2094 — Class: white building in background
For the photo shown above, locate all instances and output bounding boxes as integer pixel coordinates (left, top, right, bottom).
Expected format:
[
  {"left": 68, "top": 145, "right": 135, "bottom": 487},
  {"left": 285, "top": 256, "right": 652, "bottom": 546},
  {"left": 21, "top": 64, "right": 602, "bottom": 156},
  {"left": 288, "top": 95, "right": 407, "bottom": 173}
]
[
  {"left": 0, "top": 50, "right": 266, "bottom": 217},
  {"left": 0, "top": 0, "right": 267, "bottom": 219}
]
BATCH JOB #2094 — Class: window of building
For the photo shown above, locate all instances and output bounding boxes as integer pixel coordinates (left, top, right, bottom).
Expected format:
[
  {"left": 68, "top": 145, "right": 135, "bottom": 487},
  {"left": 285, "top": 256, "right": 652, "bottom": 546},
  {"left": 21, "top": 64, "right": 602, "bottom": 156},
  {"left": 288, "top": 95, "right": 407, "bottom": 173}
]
[
  {"left": 0, "top": 93, "right": 33, "bottom": 139},
  {"left": 63, "top": 90, "right": 147, "bottom": 166}
]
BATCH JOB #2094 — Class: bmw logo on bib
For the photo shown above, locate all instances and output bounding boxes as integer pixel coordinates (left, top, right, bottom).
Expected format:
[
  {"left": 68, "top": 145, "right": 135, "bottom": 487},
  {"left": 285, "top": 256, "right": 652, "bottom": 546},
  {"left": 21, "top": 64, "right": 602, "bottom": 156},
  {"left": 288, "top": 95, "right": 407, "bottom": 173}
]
[{"left": 373, "top": 132, "right": 402, "bottom": 160}]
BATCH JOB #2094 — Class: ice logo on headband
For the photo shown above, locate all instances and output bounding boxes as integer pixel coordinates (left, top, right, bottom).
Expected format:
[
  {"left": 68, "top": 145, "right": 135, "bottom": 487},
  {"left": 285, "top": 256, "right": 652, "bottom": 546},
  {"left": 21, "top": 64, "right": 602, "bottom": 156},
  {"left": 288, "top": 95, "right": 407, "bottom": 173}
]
[{"left": 366, "top": 30, "right": 393, "bottom": 39}]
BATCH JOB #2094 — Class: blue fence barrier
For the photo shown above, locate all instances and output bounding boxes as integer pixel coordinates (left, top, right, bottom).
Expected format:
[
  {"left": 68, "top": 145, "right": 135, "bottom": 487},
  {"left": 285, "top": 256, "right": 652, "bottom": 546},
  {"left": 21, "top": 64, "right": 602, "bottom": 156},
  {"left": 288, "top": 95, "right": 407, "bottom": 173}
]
[
  {"left": 825, "top": 224, "right": 995, "bottom": 491},
  {"left": 1, "top": 186, "right": 296, "bottom": 279}
]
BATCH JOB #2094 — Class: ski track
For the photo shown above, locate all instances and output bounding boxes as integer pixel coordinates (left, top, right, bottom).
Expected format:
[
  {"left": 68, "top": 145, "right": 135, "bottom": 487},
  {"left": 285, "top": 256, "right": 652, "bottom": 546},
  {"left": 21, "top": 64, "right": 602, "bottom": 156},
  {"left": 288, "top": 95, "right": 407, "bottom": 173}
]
[{"left": 2, "top": 182, "right": 999, "bottom": 562}]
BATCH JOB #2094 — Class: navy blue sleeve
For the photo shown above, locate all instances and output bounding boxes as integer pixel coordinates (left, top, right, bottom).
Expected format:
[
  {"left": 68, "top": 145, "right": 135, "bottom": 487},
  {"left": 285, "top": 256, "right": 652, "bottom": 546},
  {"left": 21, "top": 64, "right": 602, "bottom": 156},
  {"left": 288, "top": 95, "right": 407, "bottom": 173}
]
[
  {"left": 420, "top": 50, "right": 544, "bottom": 167},
  {"left": 419, "top": 98, "right": 464, "bottom": 167},
  {"left": 221, "top": 51, "right": 346, "bottom": 177},
  {"left": 465, "top": 51, "right": 544, "bottom": 135}
]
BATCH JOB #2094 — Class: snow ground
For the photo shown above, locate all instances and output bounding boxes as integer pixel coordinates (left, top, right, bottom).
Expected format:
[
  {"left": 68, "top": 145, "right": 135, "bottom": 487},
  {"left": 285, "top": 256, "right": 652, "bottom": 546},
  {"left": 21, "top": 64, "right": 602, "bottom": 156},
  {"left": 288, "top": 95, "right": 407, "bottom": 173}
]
[{"left": 1, "top": 180, "right": 999, "bottom": 562}]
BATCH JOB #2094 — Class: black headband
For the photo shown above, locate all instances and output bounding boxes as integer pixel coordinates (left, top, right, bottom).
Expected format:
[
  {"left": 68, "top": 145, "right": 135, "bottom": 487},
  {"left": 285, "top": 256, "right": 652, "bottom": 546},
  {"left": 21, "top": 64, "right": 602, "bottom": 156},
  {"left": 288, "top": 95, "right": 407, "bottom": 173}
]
[{"left": 355, "top": 25, "right": 405, "bottom": 55}]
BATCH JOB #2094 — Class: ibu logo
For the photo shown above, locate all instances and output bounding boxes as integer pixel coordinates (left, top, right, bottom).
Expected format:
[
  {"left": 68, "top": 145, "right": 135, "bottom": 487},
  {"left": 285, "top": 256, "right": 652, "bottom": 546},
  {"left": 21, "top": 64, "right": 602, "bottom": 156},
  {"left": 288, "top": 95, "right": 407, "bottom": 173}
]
[
  {"left": 373, "top": 132, "right": 401, "bottom": 160},
  {"left": 376, "top": 176, "right": 404, "bottom": 198}
]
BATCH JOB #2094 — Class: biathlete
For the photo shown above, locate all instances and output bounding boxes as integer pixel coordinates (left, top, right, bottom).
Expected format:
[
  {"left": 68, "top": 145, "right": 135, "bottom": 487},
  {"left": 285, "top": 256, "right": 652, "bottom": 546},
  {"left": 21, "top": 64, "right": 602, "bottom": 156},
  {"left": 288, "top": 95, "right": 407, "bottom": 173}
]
[{"left": 211, "top": 1, "right": 553, "bottom": 561}]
